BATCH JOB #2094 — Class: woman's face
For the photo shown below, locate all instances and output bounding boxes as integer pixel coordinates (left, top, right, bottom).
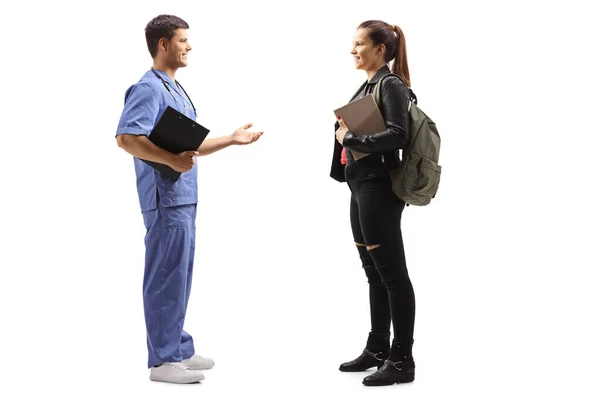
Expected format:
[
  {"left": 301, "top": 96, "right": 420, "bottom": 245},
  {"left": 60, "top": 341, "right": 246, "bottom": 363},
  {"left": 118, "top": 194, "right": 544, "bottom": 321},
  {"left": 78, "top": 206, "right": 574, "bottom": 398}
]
[{"left": 351, "top": 28, "right": 384, "bottom": 71}]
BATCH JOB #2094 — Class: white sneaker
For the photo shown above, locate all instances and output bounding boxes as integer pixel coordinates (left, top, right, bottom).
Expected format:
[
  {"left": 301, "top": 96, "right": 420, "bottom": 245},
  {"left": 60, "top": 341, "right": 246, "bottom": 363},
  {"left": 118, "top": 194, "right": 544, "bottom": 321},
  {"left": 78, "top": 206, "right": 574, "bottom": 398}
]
[
  {"left": 150, "top": 362, "right": 205, "bottom": 384},
  {"left": 182, "top": 354, "right": 215, "bottom": 370}
]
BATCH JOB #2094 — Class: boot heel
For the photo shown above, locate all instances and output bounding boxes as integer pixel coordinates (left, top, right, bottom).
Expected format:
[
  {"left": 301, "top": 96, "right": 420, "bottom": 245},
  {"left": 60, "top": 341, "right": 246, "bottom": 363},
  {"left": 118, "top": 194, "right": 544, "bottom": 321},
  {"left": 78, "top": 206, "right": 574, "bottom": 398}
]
[{"left": 396, "top": 372, "right": 415, "bottom": 383}]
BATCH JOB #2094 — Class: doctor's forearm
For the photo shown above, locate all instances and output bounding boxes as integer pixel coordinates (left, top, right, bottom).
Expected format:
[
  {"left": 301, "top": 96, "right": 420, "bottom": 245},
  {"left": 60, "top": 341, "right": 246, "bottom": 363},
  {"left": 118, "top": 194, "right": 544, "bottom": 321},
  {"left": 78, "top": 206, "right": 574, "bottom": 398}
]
[
  {"left": 117, "top": 135, "right": 175, "bottom": 165},
  {"left": 197, "top": 135, "right": 235, "bottom": 156}
]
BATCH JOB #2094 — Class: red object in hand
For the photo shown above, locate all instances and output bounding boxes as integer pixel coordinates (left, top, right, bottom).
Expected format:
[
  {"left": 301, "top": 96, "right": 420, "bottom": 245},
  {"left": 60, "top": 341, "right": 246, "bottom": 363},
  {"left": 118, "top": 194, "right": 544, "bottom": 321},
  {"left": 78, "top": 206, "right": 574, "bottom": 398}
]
[{"left": 341, "top": 148, "right": 347, "bottom": 165}]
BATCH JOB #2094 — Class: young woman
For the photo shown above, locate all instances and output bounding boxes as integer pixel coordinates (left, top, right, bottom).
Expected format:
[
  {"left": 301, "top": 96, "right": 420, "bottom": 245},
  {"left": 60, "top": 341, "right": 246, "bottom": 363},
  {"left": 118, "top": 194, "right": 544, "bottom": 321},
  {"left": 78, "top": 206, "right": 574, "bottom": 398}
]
[{"left": 330, "top": 20, "right": 416, "bottom": 386}]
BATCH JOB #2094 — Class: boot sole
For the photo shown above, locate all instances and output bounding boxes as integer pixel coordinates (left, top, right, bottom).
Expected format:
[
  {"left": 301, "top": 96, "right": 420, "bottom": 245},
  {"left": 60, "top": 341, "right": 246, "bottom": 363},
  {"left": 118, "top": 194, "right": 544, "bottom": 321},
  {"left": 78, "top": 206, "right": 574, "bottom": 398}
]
[
  {"left": 363, "top": 374, "right": 415, "bottom": 386},
  {"left": 339, "top": 365, "right": 383, "bottom": 372}
]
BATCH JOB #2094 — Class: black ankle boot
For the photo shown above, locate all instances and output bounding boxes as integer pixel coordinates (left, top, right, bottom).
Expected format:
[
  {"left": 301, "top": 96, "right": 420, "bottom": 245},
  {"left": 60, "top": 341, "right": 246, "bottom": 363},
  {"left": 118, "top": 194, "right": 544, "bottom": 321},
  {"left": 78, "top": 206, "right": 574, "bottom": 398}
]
[
  {"left": 362, "top": 339, "right": 415, "bottom": 386},
  {"left": 339, "top": 333, "right": 390, "bottom": 372}
]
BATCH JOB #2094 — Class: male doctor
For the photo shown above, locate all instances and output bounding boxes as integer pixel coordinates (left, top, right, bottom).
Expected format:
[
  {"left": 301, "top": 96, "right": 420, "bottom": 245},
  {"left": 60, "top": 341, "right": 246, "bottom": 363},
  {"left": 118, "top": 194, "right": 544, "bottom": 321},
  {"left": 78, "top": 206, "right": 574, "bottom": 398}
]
[{"left": 115, "top": 14, "right": 263, "bottom": 384}]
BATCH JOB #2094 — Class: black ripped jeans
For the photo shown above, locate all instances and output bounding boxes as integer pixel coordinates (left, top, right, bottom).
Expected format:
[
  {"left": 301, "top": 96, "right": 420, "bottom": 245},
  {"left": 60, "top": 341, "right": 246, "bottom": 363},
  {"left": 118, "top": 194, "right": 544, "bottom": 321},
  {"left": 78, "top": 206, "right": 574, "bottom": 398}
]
[{"left": 348, "top": 174, "right": 415, "bottom": 347}]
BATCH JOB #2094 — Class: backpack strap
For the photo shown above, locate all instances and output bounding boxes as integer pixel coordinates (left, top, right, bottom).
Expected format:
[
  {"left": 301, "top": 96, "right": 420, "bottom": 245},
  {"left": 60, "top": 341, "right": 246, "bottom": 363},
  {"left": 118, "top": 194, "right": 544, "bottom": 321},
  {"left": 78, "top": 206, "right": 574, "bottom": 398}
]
[
  {"left": 372, "top": 73, "right": 396, "bottom": 106},
  {"left": 372, "top": 73, "right": 416, "bottom": 108},
  {"left": 409, "top": 89, "right": 417, "bottom": 105},
  {"left": 373, "top": 73, "right": 422, "bottom": 153}
]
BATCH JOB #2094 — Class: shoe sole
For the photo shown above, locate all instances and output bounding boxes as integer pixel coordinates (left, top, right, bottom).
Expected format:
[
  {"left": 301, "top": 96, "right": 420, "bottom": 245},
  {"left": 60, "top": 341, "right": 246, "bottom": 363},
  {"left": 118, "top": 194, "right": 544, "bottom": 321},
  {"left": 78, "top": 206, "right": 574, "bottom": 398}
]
[
  {"left": 150, "top": 374, "right": 205, "bottom": 384},
  {"left": 185, "top": 364, "right": 215, "bottom": 370}
]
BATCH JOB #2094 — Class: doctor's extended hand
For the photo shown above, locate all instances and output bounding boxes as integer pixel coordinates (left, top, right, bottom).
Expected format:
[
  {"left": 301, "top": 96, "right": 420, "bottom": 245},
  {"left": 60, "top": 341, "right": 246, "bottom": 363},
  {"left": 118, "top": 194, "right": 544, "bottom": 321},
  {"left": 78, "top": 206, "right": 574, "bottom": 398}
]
[
  {"left": 231, "top": 123, "right": 264, "bottom": 145},
  {"left": 169, "top": 150, "right": 199, "bottom": 173}
]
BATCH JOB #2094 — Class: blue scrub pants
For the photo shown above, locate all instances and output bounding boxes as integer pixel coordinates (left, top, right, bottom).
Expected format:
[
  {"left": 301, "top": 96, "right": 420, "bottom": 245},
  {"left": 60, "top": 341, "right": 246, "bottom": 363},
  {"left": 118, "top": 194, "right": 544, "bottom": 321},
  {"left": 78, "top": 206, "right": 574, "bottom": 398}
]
[{"left": 142, "top": 204, "right": 197, "bottom": 368}]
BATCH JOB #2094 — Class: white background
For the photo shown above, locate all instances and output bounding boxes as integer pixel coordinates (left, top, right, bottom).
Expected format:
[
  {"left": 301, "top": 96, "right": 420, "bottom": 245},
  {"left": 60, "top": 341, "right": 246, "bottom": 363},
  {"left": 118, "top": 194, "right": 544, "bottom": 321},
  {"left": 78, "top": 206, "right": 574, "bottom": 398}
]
[{"left": 1, "top": 0, "right": 599, "bottom": 398}]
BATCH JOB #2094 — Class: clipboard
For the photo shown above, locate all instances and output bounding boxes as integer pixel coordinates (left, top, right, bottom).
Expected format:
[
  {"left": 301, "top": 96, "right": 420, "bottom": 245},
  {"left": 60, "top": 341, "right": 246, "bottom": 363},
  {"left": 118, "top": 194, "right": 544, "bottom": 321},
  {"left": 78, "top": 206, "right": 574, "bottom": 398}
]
[
  {"left": 140, "top": 106, "right": 210, "bottom": 181},
  {"left": 334, "top": 94, "right": 386, "bottom": 161}
]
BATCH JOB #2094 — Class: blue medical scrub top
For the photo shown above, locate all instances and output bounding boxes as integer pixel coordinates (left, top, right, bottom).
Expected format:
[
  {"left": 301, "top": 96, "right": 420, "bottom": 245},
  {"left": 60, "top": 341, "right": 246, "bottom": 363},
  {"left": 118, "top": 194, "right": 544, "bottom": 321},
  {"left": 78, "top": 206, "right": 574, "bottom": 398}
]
[{"left": 116, "top": 69, "right": 198, "bottom": 213}]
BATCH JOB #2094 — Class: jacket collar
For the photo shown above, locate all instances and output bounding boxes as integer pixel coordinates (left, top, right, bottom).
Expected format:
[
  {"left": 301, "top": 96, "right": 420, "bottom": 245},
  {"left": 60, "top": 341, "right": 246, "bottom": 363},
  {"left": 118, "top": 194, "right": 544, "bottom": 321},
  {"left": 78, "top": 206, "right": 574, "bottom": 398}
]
[
  {"left": 366, "top": 65, "right": 392, "bottom": 85},
  {"left": 348, "top": 65, "right": 392, "bottom": 102}
]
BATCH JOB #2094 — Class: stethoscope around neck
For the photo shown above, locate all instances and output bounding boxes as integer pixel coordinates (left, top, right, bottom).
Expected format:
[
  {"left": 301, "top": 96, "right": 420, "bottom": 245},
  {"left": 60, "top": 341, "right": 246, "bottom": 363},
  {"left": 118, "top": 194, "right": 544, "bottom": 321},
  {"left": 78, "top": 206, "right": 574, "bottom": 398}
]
[{"left": 151, "top": 68, "right": 196, "bottom": 114}]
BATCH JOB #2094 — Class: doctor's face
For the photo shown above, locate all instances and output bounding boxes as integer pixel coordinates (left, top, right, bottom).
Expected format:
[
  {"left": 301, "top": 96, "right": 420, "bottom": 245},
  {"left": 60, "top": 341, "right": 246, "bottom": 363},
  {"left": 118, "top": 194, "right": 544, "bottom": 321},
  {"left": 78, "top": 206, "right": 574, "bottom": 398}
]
[{"left": 165, "top": 28, "right": 192, "bottom": 68}]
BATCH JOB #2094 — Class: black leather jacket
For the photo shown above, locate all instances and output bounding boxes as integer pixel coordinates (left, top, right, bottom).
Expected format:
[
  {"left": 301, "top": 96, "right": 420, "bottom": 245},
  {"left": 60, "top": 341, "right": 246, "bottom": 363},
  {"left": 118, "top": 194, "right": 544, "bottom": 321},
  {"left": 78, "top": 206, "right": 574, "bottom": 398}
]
[{"left": 330, "top": 65, "right": 410, "bottom": 182}]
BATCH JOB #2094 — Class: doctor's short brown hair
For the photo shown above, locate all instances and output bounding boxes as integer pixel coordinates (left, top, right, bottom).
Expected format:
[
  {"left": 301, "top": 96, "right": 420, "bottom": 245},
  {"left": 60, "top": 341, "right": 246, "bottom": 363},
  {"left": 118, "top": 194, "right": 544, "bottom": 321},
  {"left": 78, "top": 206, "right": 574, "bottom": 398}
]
[{"left": 145, "top": 15, "right": 189, "bottom": 58}]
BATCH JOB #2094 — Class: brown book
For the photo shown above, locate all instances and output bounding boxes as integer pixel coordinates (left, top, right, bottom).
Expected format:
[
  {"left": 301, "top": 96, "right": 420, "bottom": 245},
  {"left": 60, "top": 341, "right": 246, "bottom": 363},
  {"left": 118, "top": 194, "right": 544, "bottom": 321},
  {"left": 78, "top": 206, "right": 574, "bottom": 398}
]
[{"left": 334, "top": 94, "right": 386, "bottom": 160}]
